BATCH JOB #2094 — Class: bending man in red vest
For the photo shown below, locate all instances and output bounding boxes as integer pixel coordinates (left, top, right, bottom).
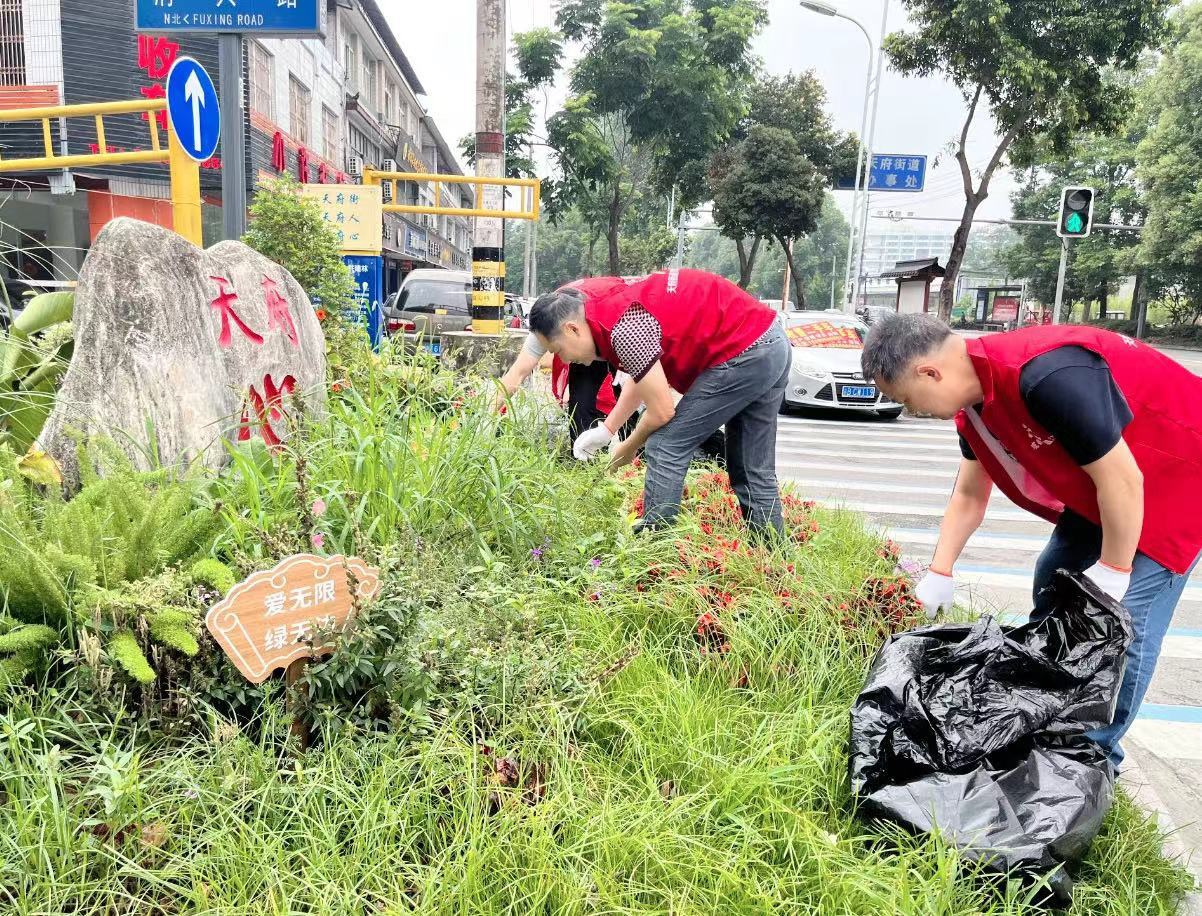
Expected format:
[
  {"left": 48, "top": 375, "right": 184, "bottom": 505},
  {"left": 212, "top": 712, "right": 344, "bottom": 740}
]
[
  {"left": 528, "top": 269, "right": 790, "bottom": 534},
  {"left": 861, "top": 313, "right": 1202, "bottom": 767}
]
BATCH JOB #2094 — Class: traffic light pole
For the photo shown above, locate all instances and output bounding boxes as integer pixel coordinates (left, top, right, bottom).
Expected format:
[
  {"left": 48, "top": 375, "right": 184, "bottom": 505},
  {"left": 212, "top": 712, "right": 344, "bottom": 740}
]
[{"left": 1052, "top": 236, "right": 1070, "bottom": 325}]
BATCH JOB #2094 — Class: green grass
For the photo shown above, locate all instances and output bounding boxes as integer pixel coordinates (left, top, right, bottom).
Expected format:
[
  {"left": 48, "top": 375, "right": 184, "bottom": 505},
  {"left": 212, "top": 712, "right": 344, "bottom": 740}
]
[{"left": 0, "top": 344, "right": 1194, "bottom": 914}]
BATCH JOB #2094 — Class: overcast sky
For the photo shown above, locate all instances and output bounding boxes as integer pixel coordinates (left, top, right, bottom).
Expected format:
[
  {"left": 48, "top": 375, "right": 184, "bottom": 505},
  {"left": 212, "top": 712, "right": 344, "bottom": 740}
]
[{"left": 381, "top": 0, "right": 1019, "bottom": 226}]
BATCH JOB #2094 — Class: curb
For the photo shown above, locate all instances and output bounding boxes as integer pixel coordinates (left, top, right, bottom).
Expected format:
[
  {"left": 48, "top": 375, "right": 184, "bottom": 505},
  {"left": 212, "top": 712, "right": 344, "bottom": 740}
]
[{"left": 1120, "top": 746, "right": 1202, "bottom": 914}]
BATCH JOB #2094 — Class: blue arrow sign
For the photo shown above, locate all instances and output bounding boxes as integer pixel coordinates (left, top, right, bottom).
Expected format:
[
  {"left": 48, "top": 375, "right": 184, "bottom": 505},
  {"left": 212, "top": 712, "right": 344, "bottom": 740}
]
[
  {"left": 135, "top": 0, "right": 321, "bottom": 35},
  {"left": 165, "top": 57, "right": 220, "bottom": 163}
]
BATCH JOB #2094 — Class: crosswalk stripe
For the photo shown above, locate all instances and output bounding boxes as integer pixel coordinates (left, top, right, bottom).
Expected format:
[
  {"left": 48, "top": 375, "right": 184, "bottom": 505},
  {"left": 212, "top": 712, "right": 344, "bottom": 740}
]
[
  {"left": 777, "top": 460, "right": 953, "bottom": 480},
  {"left": 886, "top": 526, "right": 1049, "bottom": 551},
  {"left": 777, "top": 446, "right": 959, "bottom": 465},
  {"left": 1127, "top": 721, "right": 1202, "bottom": 761},
  {"left": 779, "top": 416, "right": 950, "bottom": 431},
  {"left": 816, "top": 498, "right": 1034, "bottom": 521},
  {"left": 956, "top": 563, "right": 1202, "bottom": 602},
  {"left": 778, "top": 425, "right": 957, "bottom": 443},
  {"left": 775, "top": 436, "right": 963, "bottom": 455}
]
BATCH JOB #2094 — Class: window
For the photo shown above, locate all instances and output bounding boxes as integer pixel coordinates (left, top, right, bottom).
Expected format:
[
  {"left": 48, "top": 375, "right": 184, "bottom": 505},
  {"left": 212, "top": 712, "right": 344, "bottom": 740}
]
[
  {"left": 344, "top": 41, "right": 356, "bottom": 91},
  {"left": 384, "top": 88, "right": 394, "bottom": 126},
  {"left": 322, "top": 105, "right": 339, "bottom": 163},
  {"left": 248, "top": 41, "right": 274, "bottom": 120},
  {"left": 288, "top": 76, "right": 311, "bottom": 145},
  {"left": 0, "top": 0, "right": 25, "bottom": 86},
  {"left": 363, "top": 58, "right": 377, "bottom": 116}
]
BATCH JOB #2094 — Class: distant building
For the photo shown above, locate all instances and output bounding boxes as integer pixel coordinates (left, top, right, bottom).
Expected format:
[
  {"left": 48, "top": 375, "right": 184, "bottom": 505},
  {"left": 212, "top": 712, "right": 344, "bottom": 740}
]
[
  {"left": 0, "top": 0, "right": 471, "bottom": 298},
  {"left": 859, "top": 225, "right": 956, "bottom": 306}
]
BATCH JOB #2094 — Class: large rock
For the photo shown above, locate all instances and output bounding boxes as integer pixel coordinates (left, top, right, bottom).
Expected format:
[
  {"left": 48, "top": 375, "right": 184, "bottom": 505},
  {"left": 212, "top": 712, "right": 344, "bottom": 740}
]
[{"left": 39, "top": 218, "right": 326, "bottom": 485}]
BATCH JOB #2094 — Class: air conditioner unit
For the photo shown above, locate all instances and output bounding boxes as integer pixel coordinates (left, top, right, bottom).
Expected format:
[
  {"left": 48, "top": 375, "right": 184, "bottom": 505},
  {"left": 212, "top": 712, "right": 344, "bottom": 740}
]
[
  {"left": 348, "top": 156, "right": 363, "bottom": 177},
  {"left": 382, "top": 182, "right": 393, "bottom": 204},
  {"left": 381, "top": 158, "right": 398, "bottom": 173}
]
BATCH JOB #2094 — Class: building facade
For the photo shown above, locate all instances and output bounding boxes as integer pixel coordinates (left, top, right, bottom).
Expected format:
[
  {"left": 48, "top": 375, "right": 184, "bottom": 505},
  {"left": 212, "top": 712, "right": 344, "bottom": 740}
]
[
  {"left": 859, "top": 225, "right": 956, "bottom": 306},
  {"left": 0, "top": 0, "right": 471, "bottom": 299}
]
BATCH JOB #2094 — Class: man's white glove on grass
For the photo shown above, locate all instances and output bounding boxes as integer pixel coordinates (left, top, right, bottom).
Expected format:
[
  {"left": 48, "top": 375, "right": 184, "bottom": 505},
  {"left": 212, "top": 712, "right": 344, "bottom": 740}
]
[
  {"left": 914, "top": 570, "right": 955, "bottom": 619},
  {"left": 573, "top": 423, "right": 614, "bottom": 461},
  {"left": 1083, "top": 562, "right": 1131, "bottom": 603}
]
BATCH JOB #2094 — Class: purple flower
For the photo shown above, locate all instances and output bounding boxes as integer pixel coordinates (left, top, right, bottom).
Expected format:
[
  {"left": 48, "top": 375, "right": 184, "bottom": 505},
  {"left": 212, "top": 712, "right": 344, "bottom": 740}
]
[
  {"left": 311, "top": 532, "right": 325, "bottom": 550},
  {"left": 531, "top": 547, "right": 544, "bottom": 560},
  {"left": 589, "top": 557, "right": 601, "bottom": 569},
  {"left": 312, "top": 498, "right": 327, "bottom": 518}
]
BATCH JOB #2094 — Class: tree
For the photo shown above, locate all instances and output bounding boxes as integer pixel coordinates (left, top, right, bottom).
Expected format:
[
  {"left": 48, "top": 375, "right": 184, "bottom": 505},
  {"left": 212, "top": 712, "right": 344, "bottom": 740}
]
[
  {"left": 1002, "top": 129, "right": 1145, "bottom": 319},
  {"left": 688, "top": 196, "right": 849, "bottom": 306},
  {"left": 708, "top": 72, "right": 856, "bottom": 292},
  {"left": 520, "top": 0, "right": 766, "bottom": 273},
  {"left": 886, "top": 0, "right": 1172, "bottom": 319},
  {"left": 243, "top": 176, "right": 354, "bottom": 310},
  {"left": 1137, "top": 4, "right": 1202, "bottom": 321}
]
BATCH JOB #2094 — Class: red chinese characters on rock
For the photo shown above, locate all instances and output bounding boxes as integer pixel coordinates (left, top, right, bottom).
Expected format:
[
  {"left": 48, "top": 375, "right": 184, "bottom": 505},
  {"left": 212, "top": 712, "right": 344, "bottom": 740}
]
[
  {"left": 209, "top": 276, "right": 265, "bottom": 348},
  {"left": 239, "top": 374, "right": 297, "bottom": 447},
  {"left": 262, "top": 277, "right": 299, "bottom": 347},
  {"left": 206, "top": 274, "right": 305, "bottom": 448}
]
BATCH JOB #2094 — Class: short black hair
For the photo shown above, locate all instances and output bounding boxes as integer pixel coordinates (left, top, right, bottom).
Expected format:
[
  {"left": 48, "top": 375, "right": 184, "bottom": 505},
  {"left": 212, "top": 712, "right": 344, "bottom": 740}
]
[
  {"left": 861, "top": 312, "right": 953, "bottom": 383},
  {"left": 529, "top": 287, "right": 586, "bottom": 338}
]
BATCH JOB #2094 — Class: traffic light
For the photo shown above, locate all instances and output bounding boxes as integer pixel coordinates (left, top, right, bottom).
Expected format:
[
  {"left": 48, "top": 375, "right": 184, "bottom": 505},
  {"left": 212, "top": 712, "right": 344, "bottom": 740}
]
[{"left": 1057, "top": 186, "right": 1095, "bottom": 239}]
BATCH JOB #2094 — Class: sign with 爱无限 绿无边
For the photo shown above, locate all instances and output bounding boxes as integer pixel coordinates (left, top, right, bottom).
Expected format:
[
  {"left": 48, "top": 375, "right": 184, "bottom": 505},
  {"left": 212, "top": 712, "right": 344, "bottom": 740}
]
[
  {"left": 299, "top": 184, "right": 383, "bottom": 255},
  {"left": 204, "top": 554, "right": 380, "bottom": 684}
]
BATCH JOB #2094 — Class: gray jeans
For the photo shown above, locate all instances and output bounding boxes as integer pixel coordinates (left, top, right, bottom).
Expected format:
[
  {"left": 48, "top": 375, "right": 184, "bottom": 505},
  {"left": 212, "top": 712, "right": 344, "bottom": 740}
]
[{"left": 642, "top": 325, "right": 791, "bottom": 535}]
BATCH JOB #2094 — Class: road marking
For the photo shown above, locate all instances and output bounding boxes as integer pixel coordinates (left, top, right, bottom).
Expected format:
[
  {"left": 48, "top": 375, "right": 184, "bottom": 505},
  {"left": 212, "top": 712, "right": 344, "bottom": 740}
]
[
  {"left": 1126, "top": 721, "right": 1202, "bottom": 762},
  {"left": 776, "top": 460, "right": 953, "bottom": 480},
  {"left": 776, "top": 435, "right": 963, "bottom": 455},
  {"left": 777, "top": 446, "right": 960, "bottom": 466},
  {"left": 815, "top": 498, "right": 1035, "bottom": 522},
  {"left": 777, "top": 426, "right": 957, "bottom": 444},
  {"left": 957, "top": 563, "right": 1202, "bottom": 602},
  {"left": 886, "top": 526, "right": 1049, "bottom": 551},
  {"left": 780, "top": 416, "right": 951, "bottom": 431}
]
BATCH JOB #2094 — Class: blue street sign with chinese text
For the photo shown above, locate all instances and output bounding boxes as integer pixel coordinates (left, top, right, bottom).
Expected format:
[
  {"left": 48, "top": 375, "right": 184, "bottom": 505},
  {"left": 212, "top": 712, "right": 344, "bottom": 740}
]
[
  {"left": 342, "top": 255, "right": 383, "bottom": 349},
  {"left": 135, "top": 0, "right": 321, "bottom": 35},
  {"left": 165, "top": 57, "right": 220, "bottom": 163},
  {"left": 867, "top": 154, "right": 926, "bottom": 192}
]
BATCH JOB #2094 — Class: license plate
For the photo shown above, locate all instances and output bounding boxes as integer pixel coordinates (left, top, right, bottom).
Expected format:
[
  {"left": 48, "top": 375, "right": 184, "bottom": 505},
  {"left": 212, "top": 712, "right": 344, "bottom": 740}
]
[
  {"left": 425, "top": 340, "right": 442, "bottom": 356},
  {"left": 840, "top": 385, "right": 876, "bottom": 399}
]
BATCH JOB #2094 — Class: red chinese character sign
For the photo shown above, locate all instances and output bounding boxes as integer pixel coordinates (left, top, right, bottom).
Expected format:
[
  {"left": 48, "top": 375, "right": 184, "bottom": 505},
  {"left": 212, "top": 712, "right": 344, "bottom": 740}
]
[
  {"left": 37, "top": 218, "right": 327, "bottom": 487},
  {"left": 205, "top": 554, "right": 381, "bottom": 684},
  {"left": 786, "top": 321, "right": 863, "bottom": 350}
]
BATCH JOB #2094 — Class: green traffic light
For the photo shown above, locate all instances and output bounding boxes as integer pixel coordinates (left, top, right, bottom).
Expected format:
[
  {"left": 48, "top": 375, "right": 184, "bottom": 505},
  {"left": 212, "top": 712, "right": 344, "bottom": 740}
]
[{"left": 1066, "top": 212, "right": 1084, "bottom": 234}]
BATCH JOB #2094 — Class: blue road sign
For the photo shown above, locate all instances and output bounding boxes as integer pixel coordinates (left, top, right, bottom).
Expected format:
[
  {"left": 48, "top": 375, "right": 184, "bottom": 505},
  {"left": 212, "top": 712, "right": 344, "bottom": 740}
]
[
  {"left": 867, "top": 154, "right": 926, "bottom": 192},
  {"left": 343, "top": 255, "right": 384, "bottom": 349},
  {"left": 165, "top": 57, "right": 220, "bottom": 163},
  {"left": 135, "top": 0, "right": 321, "bottom": 35}
]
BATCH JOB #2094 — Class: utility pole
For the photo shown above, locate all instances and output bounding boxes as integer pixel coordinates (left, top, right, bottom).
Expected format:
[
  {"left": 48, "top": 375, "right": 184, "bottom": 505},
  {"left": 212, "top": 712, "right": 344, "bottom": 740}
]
[
  {"left": 218, "top": 33, "right": 246, "bottom": 241},
  {"left": 830, "top": 249, "right": 837, "bottom": 309},
  {"left": 472, "top": 0, "right": 506, "bottom": 333},
  {"left": 1052, "top": 237, "right": 1070, "bottom": 325},
  {"left": 781, "top": 239, "right": 792, "bottom": 310}
]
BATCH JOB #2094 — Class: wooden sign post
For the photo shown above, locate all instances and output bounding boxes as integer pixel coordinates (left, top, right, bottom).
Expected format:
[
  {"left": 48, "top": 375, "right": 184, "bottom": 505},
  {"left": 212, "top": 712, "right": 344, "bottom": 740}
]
[{"left": 205, "top": 553, "right": 381, "bottom": 746}]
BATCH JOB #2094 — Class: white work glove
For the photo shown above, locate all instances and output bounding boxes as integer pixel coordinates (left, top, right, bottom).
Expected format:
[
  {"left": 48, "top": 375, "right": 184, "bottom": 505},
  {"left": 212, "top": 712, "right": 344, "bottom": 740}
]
[
  {"left": 914, "top": 570, "right": 955, "bottom": 619},
  {"left": 573, "top": 423, "right": 614, "bottom": 461},
  {"left": 1083, "top": 562, "right": 1131, "bottom": 603}
]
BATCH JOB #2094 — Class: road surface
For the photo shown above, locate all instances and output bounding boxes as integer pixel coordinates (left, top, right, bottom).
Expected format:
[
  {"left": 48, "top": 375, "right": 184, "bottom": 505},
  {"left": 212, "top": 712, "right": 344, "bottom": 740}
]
[{"left": 776, "top": 408, "right": 1202, "bottom": 903}]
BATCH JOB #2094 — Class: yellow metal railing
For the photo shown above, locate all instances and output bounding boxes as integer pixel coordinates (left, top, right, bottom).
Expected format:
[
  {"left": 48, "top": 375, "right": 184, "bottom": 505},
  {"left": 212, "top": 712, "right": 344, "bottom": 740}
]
[
  {"left": 0, "top": 98, "right": 202, "bottom": 246},
  {"left": 361, "top": 169, "right": 541, "bottom": 221}
]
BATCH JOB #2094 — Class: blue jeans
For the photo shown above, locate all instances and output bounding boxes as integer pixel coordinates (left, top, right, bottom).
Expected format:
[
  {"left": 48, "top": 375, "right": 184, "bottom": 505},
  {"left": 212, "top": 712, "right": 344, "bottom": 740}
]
[
  {"left": 642, "top": 325, "right": 791, "bottom": 535},
  {"left": 1032, "top": 510, "right": 1201, "bottom": 768}
]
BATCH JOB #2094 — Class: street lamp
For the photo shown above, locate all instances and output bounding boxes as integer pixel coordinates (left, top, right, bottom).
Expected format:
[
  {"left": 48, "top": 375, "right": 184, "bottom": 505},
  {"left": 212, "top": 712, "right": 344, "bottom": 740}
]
[{"left": 797, "top": 0, "right": 887, "bottom": 312}]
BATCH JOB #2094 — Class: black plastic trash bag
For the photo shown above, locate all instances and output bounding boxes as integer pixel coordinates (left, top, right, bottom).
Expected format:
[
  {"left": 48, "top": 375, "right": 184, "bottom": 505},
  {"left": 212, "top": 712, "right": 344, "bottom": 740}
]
[{"left": 849, "top": 570, "right": 1132, "bottom": 906}]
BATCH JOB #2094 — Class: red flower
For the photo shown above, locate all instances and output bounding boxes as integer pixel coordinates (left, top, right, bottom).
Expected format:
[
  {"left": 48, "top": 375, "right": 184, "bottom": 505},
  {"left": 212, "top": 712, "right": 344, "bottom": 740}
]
[{"left": 315, "top": 308, "right": 327, "bottom": 321}]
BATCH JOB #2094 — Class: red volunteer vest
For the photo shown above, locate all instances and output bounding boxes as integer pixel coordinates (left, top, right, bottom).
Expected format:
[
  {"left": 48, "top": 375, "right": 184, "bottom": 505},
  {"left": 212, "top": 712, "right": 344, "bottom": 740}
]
[
  {"left": 550, "top": 355, "right": 617, "bottom": 414},
  {"left": 956, "top": 326, "right": 1202, "bottom": 573},
  {"left": 568, "top": 269, "right": 776, "bottom": 393}
]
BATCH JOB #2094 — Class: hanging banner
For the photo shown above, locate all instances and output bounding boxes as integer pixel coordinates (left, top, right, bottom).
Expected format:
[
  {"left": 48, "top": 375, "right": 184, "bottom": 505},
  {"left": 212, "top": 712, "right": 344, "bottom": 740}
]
[
  {"left": 300, "top": 184, "right": 383, "bottom": 255},
  {"left": 786, "top": 321, "right": 863, "bottom": 349}
]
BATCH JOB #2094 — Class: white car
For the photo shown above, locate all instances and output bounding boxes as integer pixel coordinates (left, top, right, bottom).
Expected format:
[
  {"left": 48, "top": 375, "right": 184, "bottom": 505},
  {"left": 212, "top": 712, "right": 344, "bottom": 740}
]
[{"left": 782, "top": 312, "right": 903, "bottom": 419}]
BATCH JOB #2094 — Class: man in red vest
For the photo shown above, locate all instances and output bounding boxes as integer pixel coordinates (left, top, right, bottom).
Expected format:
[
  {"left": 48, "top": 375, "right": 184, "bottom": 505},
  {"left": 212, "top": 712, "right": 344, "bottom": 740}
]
[
  {"left": 861, "top": 313, "right": 1202, "bottom": 767},
  {"left": 528, "top": 268, "right": 790, "bottom": 534}
]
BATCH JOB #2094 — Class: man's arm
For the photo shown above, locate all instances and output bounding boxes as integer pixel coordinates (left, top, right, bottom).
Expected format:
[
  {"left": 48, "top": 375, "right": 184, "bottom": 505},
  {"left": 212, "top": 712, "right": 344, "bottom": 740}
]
[
  {"left": 1082, "top": 438, "right": 1143, "bottom": 571},
  {"left": 930, "top": 457, "right": 993, "bottom": 574},
  {"left": 609, "top": 362, "right": 674, "bottom": 468},
  {"left": 495, "top": 335, "right": 544, "bottom": 408},
  {"left": 603, "top": 375, "right": 644, "bottom": 435}
]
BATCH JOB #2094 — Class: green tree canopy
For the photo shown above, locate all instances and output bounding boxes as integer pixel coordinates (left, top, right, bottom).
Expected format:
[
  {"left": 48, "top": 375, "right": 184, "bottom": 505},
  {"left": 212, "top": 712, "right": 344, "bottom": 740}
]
[
  {"left": 1137, "top": 3, "right": 1202, "bottom": 316},
  {"left": 886, "top": 0, "right": 1171, "bottom": 319},
  {"left": 516, "top": 0, "right": 766, "bottom": 274},
  {"left": 708, "top": 72, "right": 856, "bottom": 296}
]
